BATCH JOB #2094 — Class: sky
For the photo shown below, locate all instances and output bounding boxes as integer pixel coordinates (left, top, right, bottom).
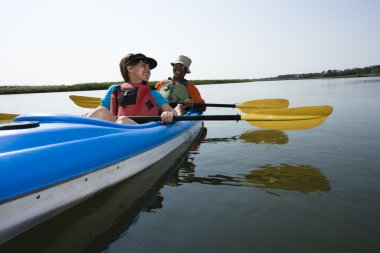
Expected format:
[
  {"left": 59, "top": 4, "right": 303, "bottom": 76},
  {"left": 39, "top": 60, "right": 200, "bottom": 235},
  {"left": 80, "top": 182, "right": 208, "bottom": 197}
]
[{"left": 0, "top": 0, "right": 379, "bottom": 86}]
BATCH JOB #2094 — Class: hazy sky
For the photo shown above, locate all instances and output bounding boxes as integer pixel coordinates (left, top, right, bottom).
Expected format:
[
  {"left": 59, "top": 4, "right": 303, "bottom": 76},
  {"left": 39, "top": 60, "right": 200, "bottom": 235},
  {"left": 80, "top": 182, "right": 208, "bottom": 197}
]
[{"left": 1, "top": 0, "right": 379, "bottom": 85}]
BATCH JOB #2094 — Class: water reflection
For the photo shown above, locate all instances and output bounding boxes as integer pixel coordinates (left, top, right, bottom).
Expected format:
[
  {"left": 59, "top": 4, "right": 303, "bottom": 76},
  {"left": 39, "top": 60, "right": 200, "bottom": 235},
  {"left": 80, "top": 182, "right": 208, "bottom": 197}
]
[
  {"left": 0, "top": 127, "right": 329, "bottom": 252},
  {"left": 167, "top": 130, "right": 331, "bottom": 196},
  {"left": 175, "top": 163, "right": 330, "bottom": 195},
  {"left": 242, "top": 164, "right": 331, "bottom": 194},
  {"left": 239, "top": 130, "right": 288, "bottom": 144},
  {"left": 202, "top": 129, "right": 288, "bottom": 144}
]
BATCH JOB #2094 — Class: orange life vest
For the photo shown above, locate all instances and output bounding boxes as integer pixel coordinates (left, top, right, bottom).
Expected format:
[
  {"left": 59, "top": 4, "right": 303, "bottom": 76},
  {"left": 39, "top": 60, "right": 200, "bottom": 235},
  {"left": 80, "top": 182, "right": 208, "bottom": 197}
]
[{"left": 110, "top": 83, "right": 159, "bottom": 116}]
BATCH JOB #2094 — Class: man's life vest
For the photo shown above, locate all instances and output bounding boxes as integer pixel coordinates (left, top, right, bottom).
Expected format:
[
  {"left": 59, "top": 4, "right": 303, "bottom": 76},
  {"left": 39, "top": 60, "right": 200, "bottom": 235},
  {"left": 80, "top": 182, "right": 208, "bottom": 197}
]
[
  {"left": 110, "top": 83, "right": 159, "bottom": 116},
  {"left": 159, "top": 79, "right": 191, "bottom": 104}
]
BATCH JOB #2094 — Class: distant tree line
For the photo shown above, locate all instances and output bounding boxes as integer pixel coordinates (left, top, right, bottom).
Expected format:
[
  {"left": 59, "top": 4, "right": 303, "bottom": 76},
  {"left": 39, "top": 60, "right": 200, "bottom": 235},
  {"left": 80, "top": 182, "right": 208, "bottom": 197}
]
[
  {"left": 0, "top": 82, "right": 118, "bottom": 95},
  {"left": 259, "top": 65, "right": 380, "bottom": 81},
  {"left": 1, "top": 64, "right": 379, "bottom": 95},
  {"left": 0, "top": 79, "right": 253, "bottom": 95}
]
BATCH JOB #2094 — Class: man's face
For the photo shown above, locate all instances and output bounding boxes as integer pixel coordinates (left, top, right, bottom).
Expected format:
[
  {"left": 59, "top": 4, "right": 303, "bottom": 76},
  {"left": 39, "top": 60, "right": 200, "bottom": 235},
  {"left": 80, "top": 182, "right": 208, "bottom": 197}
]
[
  {"left": 173, "top": 63, "right": 188, "bottom": 80},
  {"left": 128, "top": 60, "right": 151, "bottom": 83}
]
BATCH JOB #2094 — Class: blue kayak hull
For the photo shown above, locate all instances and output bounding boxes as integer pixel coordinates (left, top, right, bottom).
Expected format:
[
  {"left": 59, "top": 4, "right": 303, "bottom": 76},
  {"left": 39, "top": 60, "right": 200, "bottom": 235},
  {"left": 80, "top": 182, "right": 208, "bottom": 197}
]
[{"left": 0, "top": 112, "right": 203, "bottom": 244}]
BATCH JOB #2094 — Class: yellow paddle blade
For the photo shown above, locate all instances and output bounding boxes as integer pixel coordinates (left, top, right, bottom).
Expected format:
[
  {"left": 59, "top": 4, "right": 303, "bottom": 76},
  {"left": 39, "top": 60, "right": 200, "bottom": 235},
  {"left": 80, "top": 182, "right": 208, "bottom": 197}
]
[
  {"left": 0, "top": 113, "right": 19, "bottom": 122},
  {"left": 69, "top": 95, "right": 100, "bottom": 109},
  {"left": 236, "top": 99, "right": 289, "bottom": 113},
  {"left": 241, "top": 105, "right": 333, "bottom": 130}
]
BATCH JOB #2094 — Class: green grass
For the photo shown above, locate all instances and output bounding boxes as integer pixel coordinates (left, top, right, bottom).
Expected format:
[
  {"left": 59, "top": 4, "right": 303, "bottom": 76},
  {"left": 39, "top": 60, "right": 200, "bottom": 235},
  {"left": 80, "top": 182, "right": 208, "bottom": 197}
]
[
  {"left": 0, "top": 79, "right": 253, "bottom": 95},
  {"left": 1, "top": 64, "right": 379, "bottom": 95}
]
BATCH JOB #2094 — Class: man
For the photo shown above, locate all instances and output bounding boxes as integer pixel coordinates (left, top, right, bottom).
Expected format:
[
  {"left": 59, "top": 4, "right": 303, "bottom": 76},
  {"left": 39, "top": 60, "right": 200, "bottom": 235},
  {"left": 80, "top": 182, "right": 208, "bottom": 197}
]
[
  {"left": 88, "top": 53, "right": 178, "bottom": 124},
  {"left": 155, "top": 55, "right": 206, "bottom": 112}
]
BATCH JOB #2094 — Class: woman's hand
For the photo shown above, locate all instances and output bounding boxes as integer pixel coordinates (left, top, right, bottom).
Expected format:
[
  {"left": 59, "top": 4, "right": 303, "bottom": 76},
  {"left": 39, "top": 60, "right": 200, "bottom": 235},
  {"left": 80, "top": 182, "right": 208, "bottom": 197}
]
[
  {"left": 160, "top": 111, "right": 175, "bottom": 123},
  {"left": 160, "top": 104, "right": 179, "bottom": 123}
]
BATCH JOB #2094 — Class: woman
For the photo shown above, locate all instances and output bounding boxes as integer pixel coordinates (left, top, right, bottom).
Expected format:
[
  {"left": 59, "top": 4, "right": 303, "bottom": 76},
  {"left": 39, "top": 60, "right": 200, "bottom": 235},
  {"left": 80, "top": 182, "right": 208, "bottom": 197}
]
[{"left": 88, "top": 53, "right": 183, "bottom": 124}]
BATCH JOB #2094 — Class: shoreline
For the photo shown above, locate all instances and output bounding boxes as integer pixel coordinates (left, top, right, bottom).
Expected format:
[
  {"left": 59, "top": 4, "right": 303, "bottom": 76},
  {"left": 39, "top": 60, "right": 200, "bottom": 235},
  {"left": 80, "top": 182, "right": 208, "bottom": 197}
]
[
  {"left": 1, "top": 74, "right": 379, "bottom": 95},
  {"left": 1, "top": 79, "right": 253, "bottom": 95}
]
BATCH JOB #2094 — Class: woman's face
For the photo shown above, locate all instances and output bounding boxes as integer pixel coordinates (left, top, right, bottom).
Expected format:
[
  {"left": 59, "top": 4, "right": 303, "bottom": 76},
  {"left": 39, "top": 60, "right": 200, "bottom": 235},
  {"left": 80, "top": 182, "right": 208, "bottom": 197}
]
[{"left": 128, "top": 60, "right": 151, "bottom": 83}]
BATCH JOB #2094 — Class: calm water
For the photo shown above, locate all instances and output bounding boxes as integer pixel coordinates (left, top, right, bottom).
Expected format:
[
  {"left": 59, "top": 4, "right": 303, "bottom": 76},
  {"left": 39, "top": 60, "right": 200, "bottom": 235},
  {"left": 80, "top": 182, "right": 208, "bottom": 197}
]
[{"left": 1, "top": 77, "right": 380, "bottom": 253}]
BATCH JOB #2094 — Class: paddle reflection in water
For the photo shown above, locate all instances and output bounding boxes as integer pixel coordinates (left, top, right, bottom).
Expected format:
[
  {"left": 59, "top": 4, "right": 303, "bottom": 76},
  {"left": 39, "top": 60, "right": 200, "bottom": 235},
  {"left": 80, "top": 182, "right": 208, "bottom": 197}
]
[
  {"left": 175, "top": 163, "right": 331, "bottom": 196},
  {"left": 171, "top": 129, "right": 291, "bottom": 187},
  {"left": 175, "top": 129, "right": 330, "bottom": 195},
  {"left": 0, "top": 128, "right": 207, "bottom": 253},
  {"left": 242, "top": 163, "right": 331, "bottom": 195},
  {"left": 239, "top": 130, "right": 288, "bottom": 144},
  {"left": 201, "top": 129, "right": 288, "bottom": 145}
]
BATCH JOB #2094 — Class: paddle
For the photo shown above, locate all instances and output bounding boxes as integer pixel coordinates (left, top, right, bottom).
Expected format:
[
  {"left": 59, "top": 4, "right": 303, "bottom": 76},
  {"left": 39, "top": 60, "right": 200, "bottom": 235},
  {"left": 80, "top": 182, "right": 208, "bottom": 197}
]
[
  {"left": 68, "top": 95, "right": 289, "bottom": 112},
  {"left": 0, "top": 113, "right": 19, "bottom": 122},
  {"left": 69, "top": 95, "right": 100, "bottom": 109},
  {"left": 127, "top": 105, "right": 333, "bottom": 130},
  {"left": 193, "top": 99, "right": 289, "bottom": 113},
  {"left": 0, "top": 105, "right": 333, "bottom": 130}
]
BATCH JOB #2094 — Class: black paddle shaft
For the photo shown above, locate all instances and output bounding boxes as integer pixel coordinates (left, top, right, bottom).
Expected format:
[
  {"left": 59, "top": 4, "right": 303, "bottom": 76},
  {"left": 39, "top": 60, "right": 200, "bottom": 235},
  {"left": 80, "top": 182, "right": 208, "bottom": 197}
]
[
  {"left": 128, "top": 115, "right": 242, "bottom": 123},
  {"left": 194, "top": 103, "right": 235, "bottom": 108},
  {"left": 169, "top": 103, "right": 235, "bottom": 108}
]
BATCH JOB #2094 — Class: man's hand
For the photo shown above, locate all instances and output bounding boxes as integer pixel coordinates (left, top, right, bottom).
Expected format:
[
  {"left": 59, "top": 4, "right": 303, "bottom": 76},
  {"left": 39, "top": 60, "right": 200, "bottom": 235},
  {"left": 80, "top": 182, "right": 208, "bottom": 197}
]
[
  {"left": 195, "top": 103, "right": 206, "bottom": 112},
  {"left": 183, "top": 99, "right": 195, "bottom": 108}
]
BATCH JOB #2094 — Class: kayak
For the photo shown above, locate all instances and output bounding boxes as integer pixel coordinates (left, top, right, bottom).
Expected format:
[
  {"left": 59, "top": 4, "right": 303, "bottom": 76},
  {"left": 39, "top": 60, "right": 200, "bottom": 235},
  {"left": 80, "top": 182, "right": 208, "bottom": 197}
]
[
  {"left": 0, "top": 110, "right": 203, "bottom": 244},
  {"left": 1, "top": 129, "right": 207, "bottom": 252}
]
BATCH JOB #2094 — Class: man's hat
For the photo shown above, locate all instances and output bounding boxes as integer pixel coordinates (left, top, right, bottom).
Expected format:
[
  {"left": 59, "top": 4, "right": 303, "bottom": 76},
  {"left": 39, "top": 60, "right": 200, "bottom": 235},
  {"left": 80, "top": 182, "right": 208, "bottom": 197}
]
[{"left": 171, "top": 55, "right": 191, "bottom": 73}]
